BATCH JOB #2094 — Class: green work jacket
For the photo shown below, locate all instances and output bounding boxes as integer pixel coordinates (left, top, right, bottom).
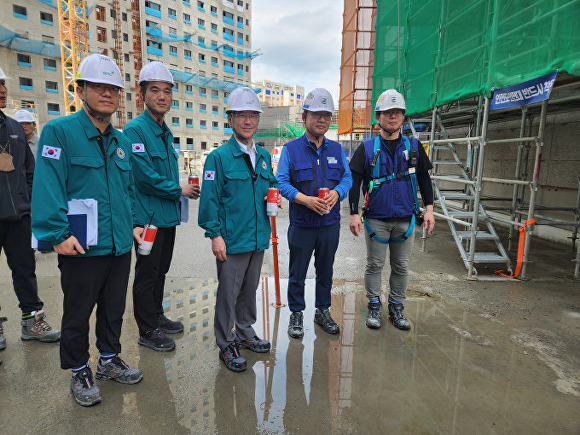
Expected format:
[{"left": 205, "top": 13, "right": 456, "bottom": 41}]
[
  {"left": 31, "top": 109, "right": 135, "bottom": 257},
  {"left": 124, "top": 110, "right": 181, "bottom": 228},
  {"left": 198, "top": 136, "right": 277, "bottom": 255}
]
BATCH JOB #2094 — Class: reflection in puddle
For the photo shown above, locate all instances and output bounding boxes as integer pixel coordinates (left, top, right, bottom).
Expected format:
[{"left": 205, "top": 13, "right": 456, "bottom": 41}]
[{"left": 154, "top": 277, "right": 579, "bottom": 434}]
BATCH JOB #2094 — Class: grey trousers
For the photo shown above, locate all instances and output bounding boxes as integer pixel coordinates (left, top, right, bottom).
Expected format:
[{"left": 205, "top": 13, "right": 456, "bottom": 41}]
[
  {"left": 214, "top": 250, "right": 264, "bottom": 351},
  {"left": 364, "top": 218, "right": 415, "bottom": 303}
]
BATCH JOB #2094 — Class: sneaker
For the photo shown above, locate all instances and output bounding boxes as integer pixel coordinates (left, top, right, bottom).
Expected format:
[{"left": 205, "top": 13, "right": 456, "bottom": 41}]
[
  {"left": 71, "top": 368, "right": 102, "bottom": 407},
  {"left": 388, "top": 302, "right": 411, "bottom": 330},
  {"left": 157, "top": 314, "right": 184, "bottom": 334},
  {"left": 287, "top": 311, "right": 304, "bottom": 339},
  {"left": 314, "top": 308, "right": 340, "bottom": 335},
  {"left": 0, "top": 316, "right": 7, "bottom": 350},
  {"left": 21, "top": 310, "right": 61, "bottom": 342},
  {"left": 138, "top": 328, "right": 175, "bottom": 352},
  {"left": 219, "top": 343, "right": 247, "bottom": 372},
  {"left": 235, "top": 334, "right": 270, "bottom": 353},
  {"left": 96, "top": 355, "right": 143, "bottom": 384},
  {"left": 365, "top": 302, "right": 382, "bottom": 329}
]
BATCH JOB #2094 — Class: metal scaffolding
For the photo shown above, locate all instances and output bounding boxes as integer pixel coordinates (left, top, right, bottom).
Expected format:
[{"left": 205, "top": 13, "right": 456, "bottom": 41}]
[{"left": 412, "top": 79, "right": 580, "bottom": 279}]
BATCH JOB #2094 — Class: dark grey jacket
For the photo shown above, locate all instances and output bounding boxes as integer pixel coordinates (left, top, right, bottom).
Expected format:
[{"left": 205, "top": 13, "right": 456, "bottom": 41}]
[{"left": 0, "top": 112, "right": 35, "bottom": 221}]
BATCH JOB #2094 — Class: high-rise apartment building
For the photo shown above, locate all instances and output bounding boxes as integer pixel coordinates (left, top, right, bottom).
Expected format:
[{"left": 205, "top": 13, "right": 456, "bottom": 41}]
[
  {"left": 0, "top": 0, "right": 256, "bottom": 153},
  {"left": 253, "top": 79, "right": 304, "bottom": 107}
]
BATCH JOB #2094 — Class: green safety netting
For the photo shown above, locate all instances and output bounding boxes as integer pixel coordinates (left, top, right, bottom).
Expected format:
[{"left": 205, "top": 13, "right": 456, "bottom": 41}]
[{"left": 373, "top": 0, "right": 580, "bottom": 117}]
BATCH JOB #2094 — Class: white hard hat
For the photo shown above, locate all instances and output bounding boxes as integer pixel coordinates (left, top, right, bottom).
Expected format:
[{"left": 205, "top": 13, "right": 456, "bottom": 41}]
[
  {"left": 303, "top": 88, "right": 334, "bottom": 113},
  {"left": 226, "top": 87, "right": 262, "bottom": 113},
  {"left": 14, "top": 109, "right": 36, "bottom": 123},
  {"left": 75, "top": 54, "right": 124, "bottom": 89},
  {"left": 0, "top": 67, "right": 9, "bottom": 81},
  {"left": 375, "top": 89, "right": 406, "bottom": 112},
  {"left": 138, "top": 61, "right": 175, "bottom": 86}
]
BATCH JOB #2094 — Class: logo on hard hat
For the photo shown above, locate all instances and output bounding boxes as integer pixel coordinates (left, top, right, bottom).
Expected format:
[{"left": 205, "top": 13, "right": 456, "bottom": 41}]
[
  {"left": 306, "top": 92, "right": 314, "bottom": 100},
  {"left": 391, "top": 96, "right": 397, "bottom": 103},
  {"left": 320, "top": 98, "right": 327, "bottom": 105},
  {"left": 103, "top": 71, "right": 115, "bottom": 76},
  {"left": 76, "top": 72, "right": 82, "bottom": 78}
]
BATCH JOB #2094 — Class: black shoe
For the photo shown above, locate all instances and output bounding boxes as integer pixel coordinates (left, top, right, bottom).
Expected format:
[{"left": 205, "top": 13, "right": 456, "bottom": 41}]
[
  {"left": 314, "top": 308, "right": 340, "bottom": 334},
  {"left": 235, "top": 334, "right": 270, "bottom": 353},
  {"left": 71, "top": 368, "right": 102, "bottom": 407},
  {"left": 219, "top": 343, "right": 247, "bottom": 372},
  {"left": 287, "top": 311, "right": 304, "bottom": 338},
  {"left": 138, "top": 328, "right": 176, "bottom": 351},
  {"left": 96, "top": 355, "right": 143, "bottom": 384},
  {"left": 388, "top": 302, "right": 411, "bottom": 330},
  {"left": 157, "top": 314, "right": 184, "bottom": 334},
  {"left": 365, "top": 302, "right": 382, "bottom": 329}
]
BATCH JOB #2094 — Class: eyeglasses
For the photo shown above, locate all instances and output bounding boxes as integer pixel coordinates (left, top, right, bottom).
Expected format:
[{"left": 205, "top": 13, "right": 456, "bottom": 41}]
[
  {"left": 87, "top": 83, "right": 121, "bottom": 96},
  {"left": 310, "top": 112, "right": 332, "bottom": 121},
  {"left": 233, "top": 113, "right": 259, "bottom": 121},
  {"left": 379, "top": 110, "right": 404, "bottom": 117}
]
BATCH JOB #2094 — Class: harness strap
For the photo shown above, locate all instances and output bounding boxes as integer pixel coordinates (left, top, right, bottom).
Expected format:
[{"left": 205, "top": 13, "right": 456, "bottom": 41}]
[{"left": 363, "top": 136, "right": 420, "bottom": 244}]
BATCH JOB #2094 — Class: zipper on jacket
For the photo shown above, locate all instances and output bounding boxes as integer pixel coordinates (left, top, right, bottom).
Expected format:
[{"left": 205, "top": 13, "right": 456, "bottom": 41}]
[{"left": 97, "top": 134, "right": 116, "bottom": 255}]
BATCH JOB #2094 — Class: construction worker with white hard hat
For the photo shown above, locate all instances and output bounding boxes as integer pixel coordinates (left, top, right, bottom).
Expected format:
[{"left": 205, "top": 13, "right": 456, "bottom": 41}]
[
  {"left": 0, "top": 67, "right": 61, "bottom": 368},
  {"left": 348, "top": 89, "right": 435, "bottom": 331},
  {"left": 31, "top": 53, "right": 143, "bottom": 407},
  {"left": 14, "top": 109, "right": 39, "bottom": 159},
  {"left": 198, "top": 86, "right": 281, "bottom": 372},
  {"left": 276, "top": 88, "right": 352, "bottom": 339},
  {"left": 124, "top": 61, "right": 200, "bottom": 352}
]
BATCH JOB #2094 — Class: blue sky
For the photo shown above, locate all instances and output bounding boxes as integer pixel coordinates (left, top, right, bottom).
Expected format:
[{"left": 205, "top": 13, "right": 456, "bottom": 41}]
[{"left": 251, "top": 1, "right": 344, "bottom": 101}]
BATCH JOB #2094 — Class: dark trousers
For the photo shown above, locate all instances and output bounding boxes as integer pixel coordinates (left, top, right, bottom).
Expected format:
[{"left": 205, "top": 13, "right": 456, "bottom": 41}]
[
  {"left": 132, "top": 226, "right": 176, "bottom": 334},
  {"left": 0, "top": 215, "right": 42, "bottom": 313},
  {"left": 287, "top": 223, "right": 340, "bottom": 312},
  {"left": 214, "top": 250, "right": 264, "bottom": 351},
  {"left": 58, "top": 252, "right": 131, "bottom": 369}
]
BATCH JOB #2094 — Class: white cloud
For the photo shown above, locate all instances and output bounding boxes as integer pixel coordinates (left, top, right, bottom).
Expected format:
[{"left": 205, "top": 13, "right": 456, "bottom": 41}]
[{"left": 251, "top": 1, "right": 343, "bottom": 99}]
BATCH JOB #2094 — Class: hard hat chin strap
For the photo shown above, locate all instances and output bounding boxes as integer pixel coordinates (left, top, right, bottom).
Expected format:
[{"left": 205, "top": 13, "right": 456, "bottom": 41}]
[{"left": 83, "top": 83, "right": 111, "bottom": 123}]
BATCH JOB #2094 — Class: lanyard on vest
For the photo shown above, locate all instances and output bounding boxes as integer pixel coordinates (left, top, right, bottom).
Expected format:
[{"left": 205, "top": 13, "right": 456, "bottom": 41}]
[{"left": 362, "top": 135, "right": 421, "bottom": 244}]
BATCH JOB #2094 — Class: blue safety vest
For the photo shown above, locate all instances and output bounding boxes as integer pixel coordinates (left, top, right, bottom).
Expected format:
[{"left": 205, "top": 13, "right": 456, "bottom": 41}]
[
  {"left": 362, "top": 135, "right": 421, "bottom": 244},
  {"left": 287, "top": 135, "right": 345, "bottom": 228}
]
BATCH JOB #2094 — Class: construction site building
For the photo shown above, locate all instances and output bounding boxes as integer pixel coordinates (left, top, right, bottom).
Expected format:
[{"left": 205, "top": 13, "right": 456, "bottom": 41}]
[
  {"left": 252, "top": 79, "right": 304, "bottom": 108},
  {"left": 0, "top": 0, "right": 255, "bottom": 158}
]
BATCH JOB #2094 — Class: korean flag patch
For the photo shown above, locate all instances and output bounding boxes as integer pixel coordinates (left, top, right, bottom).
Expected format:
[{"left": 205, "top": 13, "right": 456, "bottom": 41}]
[
  {"left": 204, "top": 170, "right": 215, "bottom": 181},
  {"left": 42, "top": 145, "right": 62, "bottom": 160},
  {"left": 132, "top": 143, "right": 145, "bottom": 153}
]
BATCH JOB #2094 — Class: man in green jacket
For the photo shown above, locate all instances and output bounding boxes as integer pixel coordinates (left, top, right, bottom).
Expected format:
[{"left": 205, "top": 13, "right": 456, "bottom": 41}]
[
  {"left": 198, "top": 86, "right": 280, "bottom": 372},
  {"left": 124, "top": 61, "right": 200, "bottom": 352},
  {"left": 31, "top": 54, "right": 143, "bottom": 407}
]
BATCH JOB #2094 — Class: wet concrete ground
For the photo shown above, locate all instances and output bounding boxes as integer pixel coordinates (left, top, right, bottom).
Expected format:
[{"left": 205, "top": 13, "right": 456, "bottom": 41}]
[{"left": 1, "top": 192, "right": 579, "bottom": 434}]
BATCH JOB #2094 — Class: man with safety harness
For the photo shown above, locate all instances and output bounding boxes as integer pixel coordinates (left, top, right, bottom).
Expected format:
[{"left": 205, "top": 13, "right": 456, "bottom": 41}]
[
  {"left": 124, "top": 61, "right": 200, "bottom": 352},
  {"left": 276, "top": 88, "right": 352, "bottom": 338},
  {"left": 349, "top": 89, "right": 435, "bottom": 330},
  {"left": 198, "top": 87, "right": 280, "bottom": 372},
  {"left": 32, "top": 54, "right": 143, "bottom": 406}
]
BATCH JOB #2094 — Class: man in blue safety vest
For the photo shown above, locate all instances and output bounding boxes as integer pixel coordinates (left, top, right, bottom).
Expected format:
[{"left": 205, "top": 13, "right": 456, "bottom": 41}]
[
  {"left": 349, "top": 89, "right": 435, "bottom": 330},
  {"left": 277, "top": 88, "right": 352, "bottom": 338}
]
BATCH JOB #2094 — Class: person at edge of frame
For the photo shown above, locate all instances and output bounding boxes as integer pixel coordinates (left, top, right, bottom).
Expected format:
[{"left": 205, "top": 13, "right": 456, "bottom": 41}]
[
  {"left": 124, "top": 61, "right": 200, "bottom": 353},
  {"left": 0, "top": 66, "right": 60, "bottom": 368},
  {"left": 31, "top": 54, "right": 143, "bottom": 407},
  {"left": 348, "top": 88, "right": 435, "bottom": 331},
  {"left": 198, "top": 86, "right": 282, "bottom": 373},
  {"left": 276, "top": 88, "right": 352, "bottom": 339}
]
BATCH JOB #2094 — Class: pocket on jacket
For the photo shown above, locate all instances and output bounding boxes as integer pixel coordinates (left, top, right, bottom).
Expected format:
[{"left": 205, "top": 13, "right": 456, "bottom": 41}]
[
  {"left": 293, "top": 161, "right": 314, "bottom": 183},
  {"left": 326, "top": 162, "right": 342, "bottom": 181},
  {"left": 70, "top": 156, "right": 104, "bottom": 169}
]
